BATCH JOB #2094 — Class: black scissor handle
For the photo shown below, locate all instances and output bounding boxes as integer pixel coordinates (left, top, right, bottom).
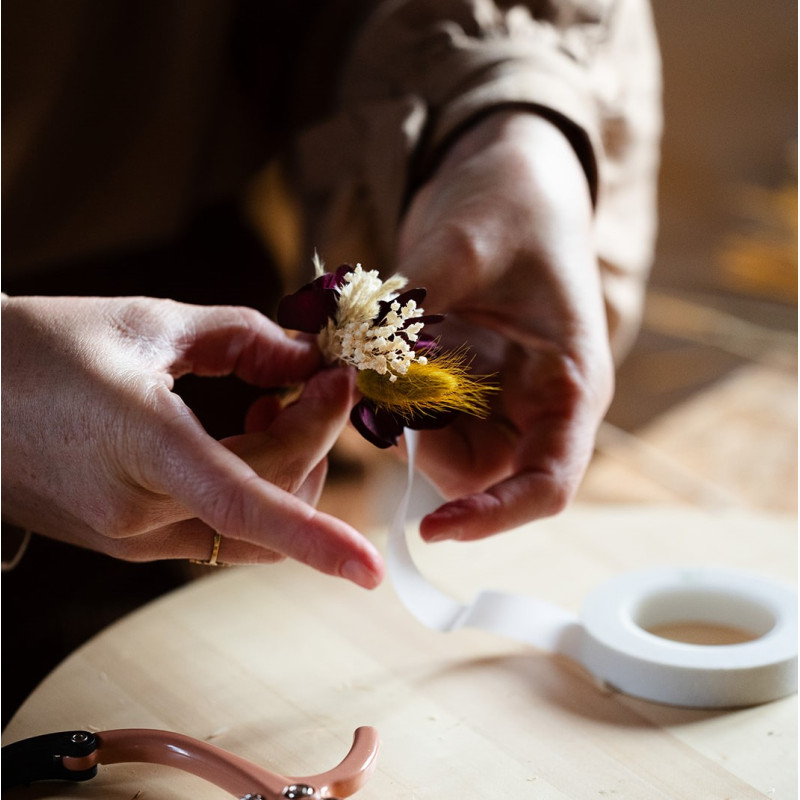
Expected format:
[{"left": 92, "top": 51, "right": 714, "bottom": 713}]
[{"left": 1, "top": 730, "right": 98, "bottom": 789}]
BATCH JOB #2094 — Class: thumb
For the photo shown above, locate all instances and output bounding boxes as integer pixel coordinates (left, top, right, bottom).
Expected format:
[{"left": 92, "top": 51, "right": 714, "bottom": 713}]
[
  {"left": 142, "top": 380, "right": 383, "bottom": 588},
  {"left": 223, "top": 366, "right": 356, "bottom": 494}
]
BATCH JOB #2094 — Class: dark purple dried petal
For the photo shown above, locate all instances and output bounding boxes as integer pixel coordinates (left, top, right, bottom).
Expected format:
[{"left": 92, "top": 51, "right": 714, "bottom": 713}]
[
  {"left": 317, "top": 263, "right": 355, "bottom": 290},
  {"left": 350, "top": 397, "right": 458, "bottom": 447},
  {"left": 390, "top": 316, "right": 445, "bottom": 345},
  {"left": 395, "top": 286, "right": 428, "bottom": 308},
  {"left": 414, "top": 313, "right": 445, "bottom": 326},
  {"left": 276, "top": 265, "right": 355, "bottom": 333},
  {"left": 413, "top": 333, "right": 440, "bottom": 354},
  {"left": 277, "top": 287, "right": 339, "bottom": 333},
  {"left": 393, "top": 328, "right": 442, "bottom": 352},
  {"left": 350, "top": 400, "right": 405, "bottom": 448}
]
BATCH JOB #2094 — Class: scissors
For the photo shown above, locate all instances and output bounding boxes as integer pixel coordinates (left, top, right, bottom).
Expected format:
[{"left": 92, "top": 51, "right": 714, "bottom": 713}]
[{"left": 1, "top": 726, "right": 380, "bottom": 799}]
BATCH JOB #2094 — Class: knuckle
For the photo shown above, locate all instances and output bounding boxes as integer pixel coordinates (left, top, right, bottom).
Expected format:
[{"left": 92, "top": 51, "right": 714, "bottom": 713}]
[
  {"left": 543, "top": 478, "right": 573, "bottom": 517},
  {"left": 547, "top": 355, "right": 586, "bottom": 410},
  {"left": 530, "top": 349, "right": 602, "bottom": 422},
  {"left": 437, "top": 223, "right": 487, "bottom": 287},
  {"left": 108, "top": 297, "right": 174, "bottom": 347},
  {"left": 220, "top": 306, "right": 271, "bottom": 349},
  {"left": 230, "top": 305, "right": 266, "bottom": 331},
  {"left": 269, "top": 455, "right": 310, "bottom": 495},
  {"left": 237, "top": 437, "right": 314, "bottom": 496}
]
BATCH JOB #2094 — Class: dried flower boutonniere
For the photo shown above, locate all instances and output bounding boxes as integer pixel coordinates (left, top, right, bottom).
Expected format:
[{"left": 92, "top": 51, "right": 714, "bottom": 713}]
[{"left": 277, "top": 257, "right": 497, "bottom": 448}]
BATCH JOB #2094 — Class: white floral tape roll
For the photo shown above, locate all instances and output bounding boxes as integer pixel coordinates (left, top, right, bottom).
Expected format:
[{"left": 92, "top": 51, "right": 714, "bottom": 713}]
[
  {"left": 389, "top": 431, "right": 798, "bottom": 708},
  {"left": 570, "top": 566, "right": 797, "bottom": 707}
]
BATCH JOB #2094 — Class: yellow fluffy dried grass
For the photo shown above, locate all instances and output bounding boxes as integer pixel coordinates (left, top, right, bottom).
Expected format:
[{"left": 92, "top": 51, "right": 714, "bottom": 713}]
[{"left": 356, "top": 350, "right": 496, "bottom": 418}]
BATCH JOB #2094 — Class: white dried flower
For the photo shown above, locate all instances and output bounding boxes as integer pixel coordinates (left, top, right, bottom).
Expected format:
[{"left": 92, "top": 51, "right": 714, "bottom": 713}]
[{"left": 318, "top": 264, "right": 428, "bottom": 381}]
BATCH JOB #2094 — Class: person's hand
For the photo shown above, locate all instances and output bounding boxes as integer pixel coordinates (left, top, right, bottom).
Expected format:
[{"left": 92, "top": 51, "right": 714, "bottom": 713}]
[
  {"left": 396, "top": 111, "right": 615, "bottom": 542},
  {"left": 1, "top": 295, "right": 383, "bottom": 588}
]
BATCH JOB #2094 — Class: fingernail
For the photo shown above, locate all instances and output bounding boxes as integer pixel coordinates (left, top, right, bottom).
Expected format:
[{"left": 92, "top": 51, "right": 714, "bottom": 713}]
[
  {"left": 340, "top": 559, "right": 380, "bottom": 590},
  {"left": 422, "top": 507, "right": 467, "bottom": 543},
  {"left": 424, "top": 531, "right": 455, "bottom": 543}
]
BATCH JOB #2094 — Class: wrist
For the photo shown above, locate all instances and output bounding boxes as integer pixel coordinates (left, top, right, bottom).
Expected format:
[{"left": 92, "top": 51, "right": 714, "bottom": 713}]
[{"left": 421, "top": 108, "right": 596, "bottom": 205}]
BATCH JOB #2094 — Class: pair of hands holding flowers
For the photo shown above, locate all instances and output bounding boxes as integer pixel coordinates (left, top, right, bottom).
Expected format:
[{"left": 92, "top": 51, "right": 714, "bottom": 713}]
[{"left": 1, "top": 112, "right": 614, "bottom": 588}]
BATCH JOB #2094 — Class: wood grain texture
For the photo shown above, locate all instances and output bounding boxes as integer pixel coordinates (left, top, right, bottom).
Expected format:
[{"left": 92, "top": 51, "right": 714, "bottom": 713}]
[{"left": 4, "top": 504, "right": 796, "bottom": 799}]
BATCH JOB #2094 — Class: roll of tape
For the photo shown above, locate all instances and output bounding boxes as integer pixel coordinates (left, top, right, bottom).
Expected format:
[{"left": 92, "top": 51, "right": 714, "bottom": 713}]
[
  {"left": 571, "top": 566, "right": 798, "bottom": 707},
  {"left": 389, "top": 431, "right": 798, "bottom": 708}
]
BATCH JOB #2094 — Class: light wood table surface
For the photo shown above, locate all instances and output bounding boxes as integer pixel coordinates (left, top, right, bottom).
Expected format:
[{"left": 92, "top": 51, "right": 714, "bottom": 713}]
[{"left": 3, "top": 503, "right": 796, "bottom": 799}]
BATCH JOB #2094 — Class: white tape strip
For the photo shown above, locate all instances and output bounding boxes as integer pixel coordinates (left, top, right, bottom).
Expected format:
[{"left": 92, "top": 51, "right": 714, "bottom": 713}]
[{"left": 388, "top": 431, "right": 798, "bottom": 708}]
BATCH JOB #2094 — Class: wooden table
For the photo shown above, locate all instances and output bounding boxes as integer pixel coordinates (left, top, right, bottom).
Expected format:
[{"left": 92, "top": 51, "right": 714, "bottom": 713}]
[{"left": 3, "top": 503, "right": 796, "bottom": 799}]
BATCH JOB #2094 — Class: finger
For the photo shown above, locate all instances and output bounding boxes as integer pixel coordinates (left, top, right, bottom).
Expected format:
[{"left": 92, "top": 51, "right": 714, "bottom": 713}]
[
  {"left": 419, "top": 413, "right": 596, "bottom": 542},
  {"left": 95, "top": 517, "right": 288, "bottom": 565},
  {"left": 244, "top": 393, "right": 285, "bottom": 432},
  {"left": 295, "top": 459, "right": 329, "bottom": 507},
  {"left": 222, "top": 366, "right": 356, "bottom": 494},
  {"left": 409, "top": 417, "right": 517, "bottom": 501},
  {"left": 112, "top": 368, "right": 354, "bottom": 553},
  {"left": 143, "top": 383, "right": 384, "bottom": 588},
  {"left": 173, "top": 303, "right": 322, "bottom": 386},
  {"left": 420, "top": 470, "right": 576, "bottom": 543}
]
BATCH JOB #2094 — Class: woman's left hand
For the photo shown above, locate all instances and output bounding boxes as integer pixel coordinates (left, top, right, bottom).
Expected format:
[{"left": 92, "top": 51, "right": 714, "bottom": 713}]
[{"left": 396, "top": 111, "right": 614, "bottom": 542}]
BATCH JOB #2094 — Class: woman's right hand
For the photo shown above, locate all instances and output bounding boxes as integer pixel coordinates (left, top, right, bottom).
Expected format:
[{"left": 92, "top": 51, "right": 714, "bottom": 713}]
[{"left": 1, "top": 295, "right": 383, "bottom": 589}]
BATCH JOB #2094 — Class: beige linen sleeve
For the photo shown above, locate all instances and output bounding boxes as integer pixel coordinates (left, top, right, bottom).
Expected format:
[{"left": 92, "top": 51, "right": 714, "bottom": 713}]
[{"left": 286, "top": 0, "right": 662, "bottom": 360}]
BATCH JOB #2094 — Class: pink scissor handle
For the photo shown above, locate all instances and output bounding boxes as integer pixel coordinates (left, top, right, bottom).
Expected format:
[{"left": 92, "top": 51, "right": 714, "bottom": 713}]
[
  {"left": 292, "top": 726, "right": 381, "bottom": 798},
  {"left": 62, "top": 726, "right": 380, "bottom": 799}
]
